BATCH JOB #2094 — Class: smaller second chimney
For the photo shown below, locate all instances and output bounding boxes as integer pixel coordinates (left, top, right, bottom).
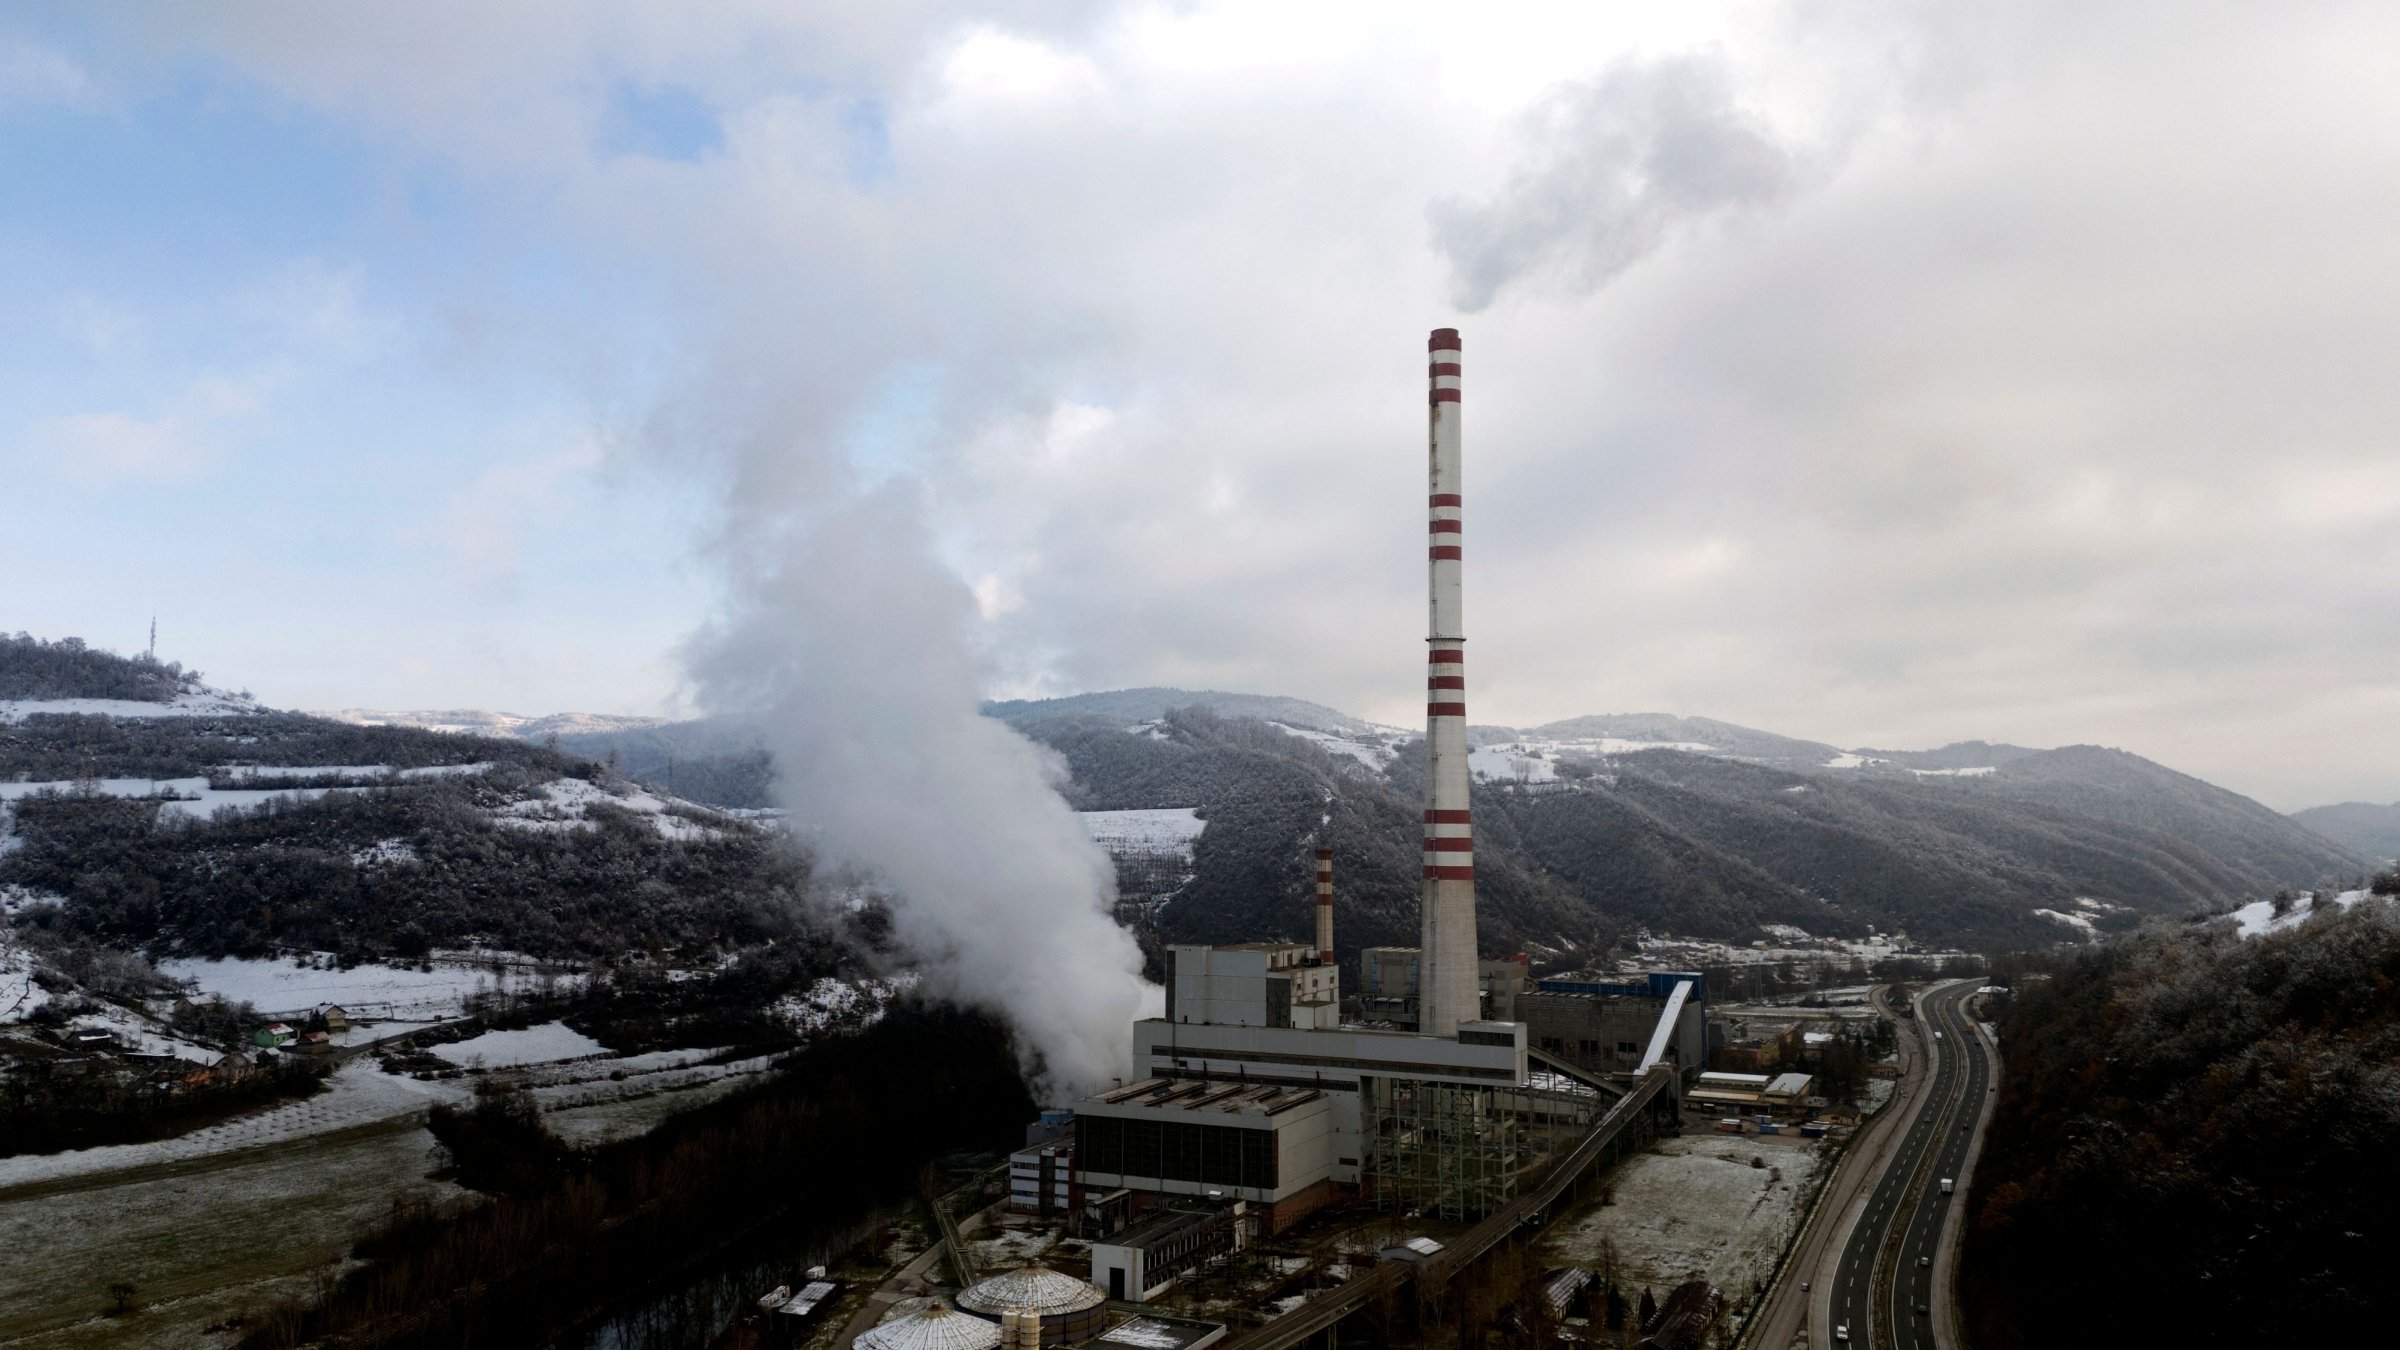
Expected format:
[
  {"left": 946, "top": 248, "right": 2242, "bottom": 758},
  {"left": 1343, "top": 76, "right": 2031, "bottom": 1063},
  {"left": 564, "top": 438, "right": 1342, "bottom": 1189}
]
[{"left": 1314, "top": 848, "right": 1335, "bottom": 964}]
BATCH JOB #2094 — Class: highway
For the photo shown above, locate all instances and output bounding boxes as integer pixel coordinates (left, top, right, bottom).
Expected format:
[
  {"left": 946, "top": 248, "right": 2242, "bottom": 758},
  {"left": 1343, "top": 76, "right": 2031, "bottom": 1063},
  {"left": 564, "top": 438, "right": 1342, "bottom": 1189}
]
[{"left": 1822, "top": 980, "right": 1992, "bottom": 1350}]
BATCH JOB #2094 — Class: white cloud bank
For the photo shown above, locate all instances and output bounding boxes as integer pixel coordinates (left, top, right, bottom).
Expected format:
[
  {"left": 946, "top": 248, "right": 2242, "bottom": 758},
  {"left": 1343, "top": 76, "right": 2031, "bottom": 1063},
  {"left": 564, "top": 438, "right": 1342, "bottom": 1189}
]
[{"left": 59, "top": 2, "right": 2400, "bottom": 1066}]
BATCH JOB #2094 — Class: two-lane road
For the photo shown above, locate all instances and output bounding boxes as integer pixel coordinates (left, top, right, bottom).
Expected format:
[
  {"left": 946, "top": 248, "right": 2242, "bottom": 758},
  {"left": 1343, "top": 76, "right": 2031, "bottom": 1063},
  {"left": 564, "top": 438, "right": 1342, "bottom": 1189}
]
[{"left": 1824, "top": 980, "right": 1991, "bottom": 1350}]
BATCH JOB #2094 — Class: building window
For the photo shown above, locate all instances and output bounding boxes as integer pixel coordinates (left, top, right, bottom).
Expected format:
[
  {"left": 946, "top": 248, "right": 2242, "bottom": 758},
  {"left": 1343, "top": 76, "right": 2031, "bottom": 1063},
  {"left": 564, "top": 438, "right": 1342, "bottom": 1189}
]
[{"left": 1579, "top": 1039, "right": 1599, "bottom": 1056}]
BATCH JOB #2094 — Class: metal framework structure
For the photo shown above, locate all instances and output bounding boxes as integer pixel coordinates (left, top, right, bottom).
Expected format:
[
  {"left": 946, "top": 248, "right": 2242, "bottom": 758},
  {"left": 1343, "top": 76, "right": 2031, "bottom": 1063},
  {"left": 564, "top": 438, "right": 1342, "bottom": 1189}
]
[{"left": 1366, "top": 1078, "right": 1522, "bottom": 1221}]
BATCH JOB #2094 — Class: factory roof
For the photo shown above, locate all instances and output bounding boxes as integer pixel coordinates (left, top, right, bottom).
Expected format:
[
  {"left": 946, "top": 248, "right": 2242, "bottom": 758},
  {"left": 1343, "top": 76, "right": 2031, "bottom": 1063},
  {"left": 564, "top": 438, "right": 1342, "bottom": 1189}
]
[
  {"left": 855, "top": 1304, "right": 1003, "bottom": 1350},
  {"left": 1765, "top": 1072, "right": 1814, "bottom": 1097},
  {"left": 1090, "top": 1078, "right": 1324, "bottom": 1116},
  {"left": 1098, "top": 1206, "right": 1230, "bottom": 1254},
  {"left": 954, "top": 1264, "right": 1107, "bottom": 1319},
  {"left": 1095, "top": 1313, "right": 1231, "bottom": 1348}
]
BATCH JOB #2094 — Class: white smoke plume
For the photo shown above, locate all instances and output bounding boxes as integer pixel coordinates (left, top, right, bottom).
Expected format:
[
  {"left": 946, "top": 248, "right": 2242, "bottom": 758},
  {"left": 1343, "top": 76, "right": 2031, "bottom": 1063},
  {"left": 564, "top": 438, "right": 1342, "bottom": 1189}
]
[{"left": 686, "top": 483, "right": 1150, "bottom": 1098}]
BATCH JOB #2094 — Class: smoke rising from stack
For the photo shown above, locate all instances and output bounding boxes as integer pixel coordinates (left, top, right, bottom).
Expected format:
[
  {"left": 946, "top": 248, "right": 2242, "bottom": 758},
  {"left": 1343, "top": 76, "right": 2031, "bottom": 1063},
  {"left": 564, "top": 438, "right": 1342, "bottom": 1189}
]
[{"left": 686, "top": 482, "right": 1149, "bottom": 1100}]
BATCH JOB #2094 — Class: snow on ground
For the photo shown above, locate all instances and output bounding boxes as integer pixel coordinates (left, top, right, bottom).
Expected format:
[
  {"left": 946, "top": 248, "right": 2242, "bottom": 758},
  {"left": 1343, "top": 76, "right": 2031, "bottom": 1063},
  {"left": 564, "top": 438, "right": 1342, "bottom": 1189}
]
[
  {"left": 772, "top": 974, "right": 915, "bottom": 1034},
  {"left": 1540, "top": 1133, "right": 1826, "bottom": 1304},
  {"left": 2226, "top": 888, "right": 2377, "bottom": 938},
  {"left": 493, "top": 776, "right": 727, "bottom": 841},
  {"left": 0, "top": 1059, "right": 471, "bottom": 1190},
  {"left": 352, "top": 837, "right": 419, "bottom": 866},
  {"left": 0, "top": 936, "right": 44, "bottom": 1021},
  {"left": 224, "top": 761, "right": 493, "bottom": 782},
  {"left": 160, "top": 952, "right": 578, "bottom": 1020},
  {"left": 0, "top": 774, "right": 359, "bottom": 822},
  {"left": 68, "top": 1000, "right": 219, "bottom": 1062},
  {"left": 0, "top": 765, "right": 484, "bottom": 826},
  {"left": 1267, "top": 722, "right": 1404, "bottom": 770},
  {"left": 1822, "top": 753, "right": 1878, "bottom": 769},
  {"left": 0, "top": 1118, "right": 463, "bottom": 1348},
  {"left": 1079, "top": 807, "right": 1207, "bottom": 854},
  {"left": 1909, "top": 765, "right": 1996, "bottom": 777},
  {"left": 1538, "top": 735, "right": 1718, "bottom": 757},
  {"left": 0, "top": 687, "right": 262, "bottom": 724},
  {"left": 429, "top": 1020, "right": 607, "bottom": 1068},
  {"left": 2034, "top": 908, "right": 2098, "bottom": 936},
  {"left": 1469, "top": 744, "right": 1558, "bottom": 783},
  {"left": 2072, "top": 896, "right": 2130, "bottom": 913}
]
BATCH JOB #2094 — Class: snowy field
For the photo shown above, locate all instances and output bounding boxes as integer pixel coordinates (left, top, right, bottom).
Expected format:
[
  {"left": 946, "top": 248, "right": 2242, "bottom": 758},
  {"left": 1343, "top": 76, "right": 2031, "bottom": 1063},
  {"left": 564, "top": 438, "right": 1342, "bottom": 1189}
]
[
  {"left": 429, "top": 1020, "right": 607, "bottom": 1068},
  {"left": 1468, "top": 744, "right": 1559, "bottom": 783},
  {"left": 1266, "top": 722, "right": 1407, "bottom": 770},
  {"left": 773, "top": 974, "right": 915, "bottom": 1034},
  {"left": 1079, "top": 807, "right": 1207, "bottom": 855},
  {"left": 2033, "top": 907, "right": 2098, "bottom": 937},
  {"left": 0, "top": 1122, "right": 461, "bottom": 1349},
  {"left": 2225, "top": 887, "right": 2379, "bottom": 938},
  {"left": 0, "top": 775, "right": 360, "bottom": 823},
  {"left": 0, "top": 688, "right": 262, "bottom": 724},
  {"left": 0, "top": 1060, "right": 470, "bottom": 1191},
  {"left": 494, "top": 776, "right": 726, "bottom": 841},
  {"left": 159, "top": 953, "right": 579, "bottom": 1020},
  {"left": 1, "top": 935, "right": 45, "bottom": 1021},
  {"left": 1540, "top": 1133, "right": 1826, "bottom": 1306}
]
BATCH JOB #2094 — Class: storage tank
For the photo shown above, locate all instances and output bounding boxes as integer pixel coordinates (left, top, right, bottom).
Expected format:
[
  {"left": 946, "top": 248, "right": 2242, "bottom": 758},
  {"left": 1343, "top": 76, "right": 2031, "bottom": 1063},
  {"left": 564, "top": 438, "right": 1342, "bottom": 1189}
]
[
  {"left": 854, "top": 1302, "right": 1005, "bottom": 1350},
  {"left": 953, "top": 1264, "right": 1110, "bottom": 1346}
]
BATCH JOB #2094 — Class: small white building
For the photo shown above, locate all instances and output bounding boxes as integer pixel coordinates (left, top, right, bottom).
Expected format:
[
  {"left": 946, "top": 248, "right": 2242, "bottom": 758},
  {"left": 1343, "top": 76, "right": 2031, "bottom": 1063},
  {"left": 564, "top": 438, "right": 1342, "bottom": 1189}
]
[
  {"left": 1088, "top": 1205, "right": 1243, "bottom": 1303},
  {"left": 1165, "top": 943, "right": 1339, "bottom": 1031}
]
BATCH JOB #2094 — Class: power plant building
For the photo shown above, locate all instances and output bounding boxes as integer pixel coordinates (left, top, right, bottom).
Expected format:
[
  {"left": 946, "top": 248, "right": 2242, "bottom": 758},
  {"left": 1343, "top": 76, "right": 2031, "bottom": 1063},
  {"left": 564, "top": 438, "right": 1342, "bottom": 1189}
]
[
  {"left": 1071, "top": 329, "right": 1683, "bottom": 1232},
  {"left": 1517, "top": 971, "right": 1709, "bottom": 1080}
]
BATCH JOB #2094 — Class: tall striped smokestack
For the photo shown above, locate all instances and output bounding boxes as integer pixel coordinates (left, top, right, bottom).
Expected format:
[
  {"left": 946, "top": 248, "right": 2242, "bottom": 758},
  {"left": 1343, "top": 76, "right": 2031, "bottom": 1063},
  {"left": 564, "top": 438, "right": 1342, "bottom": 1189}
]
[
  {"left": 1314, "top": 848, "right": 1335, "bottom": 964},
  {"left": 1420, "top": 327, "right": 1479, "bottom": 1039}
]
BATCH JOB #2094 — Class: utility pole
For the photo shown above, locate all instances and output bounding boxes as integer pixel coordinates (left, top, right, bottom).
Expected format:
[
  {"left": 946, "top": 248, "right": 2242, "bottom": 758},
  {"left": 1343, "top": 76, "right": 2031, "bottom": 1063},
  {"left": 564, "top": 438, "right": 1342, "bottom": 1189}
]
[{"left": 148, "top": 616, "right": 156, "bottom": 661}]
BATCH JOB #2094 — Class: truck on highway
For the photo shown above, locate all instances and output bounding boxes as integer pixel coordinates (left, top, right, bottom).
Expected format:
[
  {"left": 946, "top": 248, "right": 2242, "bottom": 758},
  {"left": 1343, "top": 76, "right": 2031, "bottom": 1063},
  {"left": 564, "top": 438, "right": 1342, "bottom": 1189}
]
[{"left": 1940, "top": 1177, "right": 1955, "bottom": 1194}]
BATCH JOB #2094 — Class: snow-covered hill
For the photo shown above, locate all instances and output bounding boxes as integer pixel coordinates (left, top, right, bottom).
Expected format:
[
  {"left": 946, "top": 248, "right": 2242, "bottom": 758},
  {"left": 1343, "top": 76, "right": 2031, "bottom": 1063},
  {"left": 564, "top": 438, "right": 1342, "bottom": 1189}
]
[
  {"left": 1, "top": 686, "right": 264, "bottom": 724},
  {"left": 318, "top": 708, "right": 672, "bottom": 740}
]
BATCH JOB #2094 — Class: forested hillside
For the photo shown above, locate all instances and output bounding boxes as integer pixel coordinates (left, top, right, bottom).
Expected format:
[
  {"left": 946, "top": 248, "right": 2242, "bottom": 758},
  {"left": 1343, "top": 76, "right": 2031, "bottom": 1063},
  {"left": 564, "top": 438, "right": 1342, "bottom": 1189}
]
[
  {"left": 1963, "top": 881, "right": 2400, "bottom": 1348},
  {"left": 0, "top": 640, "right": 819, "bottom": 966},
  {"left": 1022, "top": 709, "right": 2362, "bottom": 952},
  {"left": 2291, "top": 799, "right": 2400, "bottom": 862},
  {"left": 1, "top": 631, "right": 195, "bottom": 703}
]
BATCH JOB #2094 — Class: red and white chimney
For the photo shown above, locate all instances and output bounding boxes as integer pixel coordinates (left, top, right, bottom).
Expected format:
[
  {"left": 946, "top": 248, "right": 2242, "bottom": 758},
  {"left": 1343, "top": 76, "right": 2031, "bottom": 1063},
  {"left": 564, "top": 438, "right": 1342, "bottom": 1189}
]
[
  {"left": 1420, "top": 327, "right": 1479, "bottom": 1038},
  {"left": 1314, "top": 847, "right": 1335, "bottom": 964}
]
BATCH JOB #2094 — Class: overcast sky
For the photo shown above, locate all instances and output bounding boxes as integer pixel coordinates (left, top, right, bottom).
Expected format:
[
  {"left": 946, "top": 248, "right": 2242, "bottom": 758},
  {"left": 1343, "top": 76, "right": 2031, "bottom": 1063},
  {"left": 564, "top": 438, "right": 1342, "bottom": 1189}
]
[{"left": 4, "top": 2, "right": 2396, "bottom": 812}]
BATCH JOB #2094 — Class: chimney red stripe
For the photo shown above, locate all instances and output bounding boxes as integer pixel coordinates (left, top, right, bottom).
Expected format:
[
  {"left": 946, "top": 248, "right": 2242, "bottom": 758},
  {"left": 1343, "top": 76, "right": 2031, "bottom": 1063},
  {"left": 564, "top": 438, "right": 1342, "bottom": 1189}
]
[
  {"left": 1427, "top": 701, "right": 1468, "bottom": 717},
  {"left": 1423, "top": 838, "right": 1475, "bottom": 853},
  {"left": 1430, "top": 389, "right": 1462, "bottom": 404},
  {"left": 1429, "top": 520, "right": 1462, "bottom": 534},
  {"left": 1429, "top": 493, "right": 1462, "bottom": 507},
  {"left": 1428, "top": 650, "right": 1463, "bottom": 663},
  {"left": 1428, "top": 330, "right": 1462, "bottom": 352},
  {"left": 1428, "top": 675, "right": 1465, "bottom": 690},
  {"left": 1423, "top": 865, "right": 1476, "bottom": 880},
  {"left": 1429, "top": 362, "right": 1462, "bottom": 376},
  {"left": 1423, "top": 809, "right": 1472, "bottom": 823},
  {"left": 1429, "top": 545, "right": 1462, "bottom": 560}
]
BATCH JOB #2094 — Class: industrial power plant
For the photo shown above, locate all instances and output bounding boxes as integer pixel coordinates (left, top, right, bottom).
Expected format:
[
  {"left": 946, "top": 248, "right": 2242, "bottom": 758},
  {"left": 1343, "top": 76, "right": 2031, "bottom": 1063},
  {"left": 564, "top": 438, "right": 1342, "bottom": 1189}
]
[{"left": 823, "top": 331, "right": 1744, "bottom": 1349}]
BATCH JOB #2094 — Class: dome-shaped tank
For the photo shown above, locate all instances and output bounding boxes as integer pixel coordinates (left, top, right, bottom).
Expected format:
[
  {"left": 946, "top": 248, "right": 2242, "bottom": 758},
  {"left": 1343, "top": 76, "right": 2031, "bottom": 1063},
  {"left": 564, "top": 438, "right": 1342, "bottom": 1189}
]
[
  {"left": 953, "top": 1264, "right": 1110, "bottom": 1345},
  {"left": 855, "top": 1302, "right": 1005, "bottom": 1350}
]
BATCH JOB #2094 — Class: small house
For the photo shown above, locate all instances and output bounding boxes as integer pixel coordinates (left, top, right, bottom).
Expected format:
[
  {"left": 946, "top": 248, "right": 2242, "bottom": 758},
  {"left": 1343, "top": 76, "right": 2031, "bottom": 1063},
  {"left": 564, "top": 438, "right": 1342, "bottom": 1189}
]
[
  {"left": 297, "top": 1030, "right": 332, "bottom": 1053},
  {"left": 251, "top": 1023, "right": 296, "bottom": 1049},
  {"left": 320, "top": 1005, "right": 349, "bottom": 1032}
]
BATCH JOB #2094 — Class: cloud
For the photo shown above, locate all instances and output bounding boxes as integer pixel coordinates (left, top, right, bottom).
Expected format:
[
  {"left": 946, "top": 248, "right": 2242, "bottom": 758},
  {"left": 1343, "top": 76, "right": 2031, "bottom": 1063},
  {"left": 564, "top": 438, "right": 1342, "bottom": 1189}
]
[
  {"left": 25, "top": 409, "right": 212, "bottom": 483},
  {"left": 48, "top": 0, "right": 2400, "bottom": 825},
  {"left": 1430, "top": 54, "right": 1807, "bottom": 311},
  {"left": 0, "top": 40, "right": 94, "bottom": 108},
  {"left": 443, "top": 436, "right": 605, "bottom": 588}
]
